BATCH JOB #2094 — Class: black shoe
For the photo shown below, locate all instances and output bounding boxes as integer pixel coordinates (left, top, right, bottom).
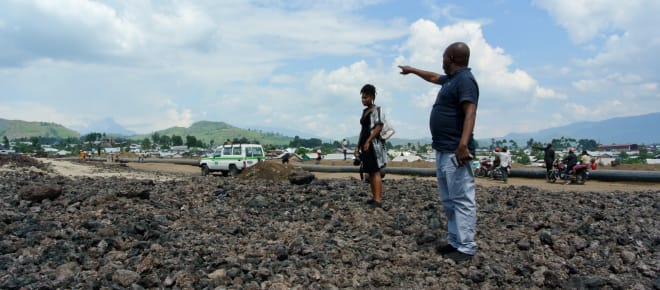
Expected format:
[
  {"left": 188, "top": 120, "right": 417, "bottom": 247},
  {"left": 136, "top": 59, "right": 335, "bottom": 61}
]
[
  {"left": 368, "top": 201, "right": 382, "bottom": 208},
  {"left": 366, "top": 199, "right": 375, "bottom": 205},
  {"left": 436, "top": 244, "right": 457, "bottom": 255},
  {"left": 445, "top": 250, "right": 473, "bottom": 262}
]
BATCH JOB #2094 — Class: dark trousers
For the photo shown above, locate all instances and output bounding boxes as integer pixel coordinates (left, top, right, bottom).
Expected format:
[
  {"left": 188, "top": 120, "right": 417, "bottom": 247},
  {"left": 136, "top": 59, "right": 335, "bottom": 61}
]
[
  {"left": 500, "top": 166, "right": 508, "bottom": 182},
  {"left": 565, "top": 165, "right": 575, "bottom": 177}
]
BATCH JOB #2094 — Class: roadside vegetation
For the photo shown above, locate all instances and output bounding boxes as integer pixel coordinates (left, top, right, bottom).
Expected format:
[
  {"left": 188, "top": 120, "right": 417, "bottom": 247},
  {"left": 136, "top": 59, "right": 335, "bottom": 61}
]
[{"left": 1, "top": 132, "right": 657, "bottom": 166}]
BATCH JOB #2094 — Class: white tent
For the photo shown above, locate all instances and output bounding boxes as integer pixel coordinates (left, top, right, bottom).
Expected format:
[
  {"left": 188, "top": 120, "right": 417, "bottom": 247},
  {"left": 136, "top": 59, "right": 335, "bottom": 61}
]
[
  {"left": 392, "top": 155, "right": 422, "bottom": 162},
  {"left": 104, "top": 147, "right": 121, "bottom": 154}
]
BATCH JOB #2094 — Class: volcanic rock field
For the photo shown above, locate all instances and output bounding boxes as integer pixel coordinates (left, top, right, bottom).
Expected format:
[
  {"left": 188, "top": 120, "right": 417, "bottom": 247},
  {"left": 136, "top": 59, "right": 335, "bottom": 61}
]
[{"left": 0, "top": 155, "right": 657, "bottom": 289}]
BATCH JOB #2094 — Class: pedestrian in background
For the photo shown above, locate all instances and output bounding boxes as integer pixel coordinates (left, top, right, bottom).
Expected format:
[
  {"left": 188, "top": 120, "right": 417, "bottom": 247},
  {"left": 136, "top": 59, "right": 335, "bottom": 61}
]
[
  {"left": 281, "top": 152, "right": 290, "bottom": 166},
  {"left": 316, "top": 149, "right": 322, "bottom": 164},
  {"left": 534, "top": 144, "right": 555, "bottom": 181},
  {"left": 342, "top": 139, "right": 349, "bottom": 161}
]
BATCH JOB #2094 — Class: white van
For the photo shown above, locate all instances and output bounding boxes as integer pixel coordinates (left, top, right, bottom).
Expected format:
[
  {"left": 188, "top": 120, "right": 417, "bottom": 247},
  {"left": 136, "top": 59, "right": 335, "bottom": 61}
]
[{"left": 199, "top": 144, "right": 265, "bottom": 176}]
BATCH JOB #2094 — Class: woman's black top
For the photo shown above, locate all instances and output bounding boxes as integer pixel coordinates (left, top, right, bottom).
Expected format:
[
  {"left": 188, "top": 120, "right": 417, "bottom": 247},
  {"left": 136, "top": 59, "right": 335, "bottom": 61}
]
[{"left": 358, "top": 108, "right": 379, "bottom": 173}]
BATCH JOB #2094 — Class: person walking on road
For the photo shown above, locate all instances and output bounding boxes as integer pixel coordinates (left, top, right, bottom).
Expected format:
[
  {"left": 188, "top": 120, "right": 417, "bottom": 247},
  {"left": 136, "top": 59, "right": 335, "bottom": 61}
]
[
  {"left": 342, "top": 139, "right": 349, "bottom": 161},
  {"left": 535, "top": 144, "right": 555, "bottom": 181}
]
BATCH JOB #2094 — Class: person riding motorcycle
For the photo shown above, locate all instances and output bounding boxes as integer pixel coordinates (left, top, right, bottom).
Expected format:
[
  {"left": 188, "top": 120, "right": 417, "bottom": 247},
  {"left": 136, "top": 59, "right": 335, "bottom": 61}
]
[
  {"left": 580, "top": 150, "right": 591, "bottom": 168},
  {"left": 492, "top": 146, "right": 511, "bottom": 183},
  {"left": 492, "top": 147, "right": 501, "bottom": 168},
  {"left": 562, "top": 148, "right": 578, "bottom": 184}
]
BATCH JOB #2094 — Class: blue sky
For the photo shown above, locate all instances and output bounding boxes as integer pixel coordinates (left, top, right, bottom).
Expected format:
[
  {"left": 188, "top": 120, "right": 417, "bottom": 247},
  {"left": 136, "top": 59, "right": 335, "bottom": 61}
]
[{"left": 1, "top": 0, "right": 658, "bottom": 141}]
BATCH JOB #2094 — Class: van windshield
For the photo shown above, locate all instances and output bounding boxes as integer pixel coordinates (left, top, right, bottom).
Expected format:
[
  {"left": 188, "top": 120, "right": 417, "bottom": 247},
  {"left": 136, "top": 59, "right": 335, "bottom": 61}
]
[{"left": 246, "top": 146, "right": 264, "bottom": 157}]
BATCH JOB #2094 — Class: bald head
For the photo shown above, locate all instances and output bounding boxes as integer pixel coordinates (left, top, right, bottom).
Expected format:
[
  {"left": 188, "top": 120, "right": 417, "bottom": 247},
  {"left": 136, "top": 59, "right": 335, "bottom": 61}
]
[
  {"left": 447, "top": 42, "right": 470, "bottom": 67},
  {"left": 442, "top": 42, "right": 470, "bottom": 74}
]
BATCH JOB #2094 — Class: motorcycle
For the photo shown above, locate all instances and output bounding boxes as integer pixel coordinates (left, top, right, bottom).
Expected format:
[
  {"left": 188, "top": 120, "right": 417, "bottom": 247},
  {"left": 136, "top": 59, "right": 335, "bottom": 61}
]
[
  {"left": 474, "top": 157, "right": 494, "bottom": 177},
  {"left": 474, "top": 157, "right": 508, "bottom": 181},
  {"left": 490, "top": 165, "right": 509, "bottom": 181},
  {"left": 548, "top": 159, "right": 588, "bottom": 184}
]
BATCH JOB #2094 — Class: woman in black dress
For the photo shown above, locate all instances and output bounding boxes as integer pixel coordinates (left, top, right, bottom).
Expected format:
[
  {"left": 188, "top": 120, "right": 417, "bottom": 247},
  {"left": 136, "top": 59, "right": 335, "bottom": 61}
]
[{"left": 354, "top": 84, "right": 387, "bottom": 207}]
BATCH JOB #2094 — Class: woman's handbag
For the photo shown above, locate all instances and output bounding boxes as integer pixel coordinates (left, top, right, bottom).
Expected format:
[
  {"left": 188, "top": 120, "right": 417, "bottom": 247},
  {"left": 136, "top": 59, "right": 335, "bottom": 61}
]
[{"left": 377, "top": 107, "right": 395, "bottom": 140}]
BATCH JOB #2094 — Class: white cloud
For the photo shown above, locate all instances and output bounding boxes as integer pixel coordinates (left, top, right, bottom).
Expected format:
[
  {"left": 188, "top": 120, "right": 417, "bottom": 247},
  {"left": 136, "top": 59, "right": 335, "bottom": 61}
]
[
  {"left": 147, "top": 3, "right": 216, "bottom": 48},
  {"left": 534, "top": 0, "right": 654, "bottom": 43},
  {"left": 411, "top": 89, "right": 438, "bottom": 111},
  {"left": 641, "top": 82, "right": 658, "bottom": 92},
  {"left": 397, "top": 19, "right": 558, "bottom": 104},
  {"left": 30, "top": 0, "right": 142, "bottom": 56},
  {"left": 393, "top": 19, "right": 564, "bottom": 137},
  {"left": 1, "top": 1, "right": 413, "bottom": 139},
  {"left": 309, "top": 61, "right": 372, "bottom": 100},
  {"left": 270, "top": 74, "right": 296, "bottom": 84},
  {"left": 528, "top": 0, "right": 660, "bottom": 135},
  {"left": 535, "top": 86, "right": 567, "bottom": 100},
  {"left": 2, "top": 1, "right": 658, "bottom": 141},
  {"left": 0, "top": 101, "right": 87, "bottom": 128},
  {"left": 117, "top": 98, "right": 194, "bottom": 133},
  {"left": 165, "top": 108, "right": 193, "bottom": 128},
  {"left": 572, "top": 79, "right": 602, "bottom": 92},
  {"left": 536, "top": 0, "right": 660, "bottom": 70}
]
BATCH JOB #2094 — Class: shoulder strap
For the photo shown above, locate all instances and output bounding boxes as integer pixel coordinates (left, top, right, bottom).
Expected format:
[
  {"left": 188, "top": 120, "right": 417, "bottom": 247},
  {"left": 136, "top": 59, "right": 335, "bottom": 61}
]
[
  {"left": 376, "top": 106, "right": 383, "bottom": 123},
  {"left": 363, "top": 106, "right": 377, "bottom": 118}
]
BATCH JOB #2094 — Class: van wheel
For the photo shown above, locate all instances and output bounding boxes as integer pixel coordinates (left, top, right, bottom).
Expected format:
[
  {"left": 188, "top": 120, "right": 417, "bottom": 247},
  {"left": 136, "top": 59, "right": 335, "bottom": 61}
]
[
  {"left": 201, "top": 165, "right": 210, "bottom": 176},
  {"left": 229, "top": 165, "right": 240, "bottom": 177}
]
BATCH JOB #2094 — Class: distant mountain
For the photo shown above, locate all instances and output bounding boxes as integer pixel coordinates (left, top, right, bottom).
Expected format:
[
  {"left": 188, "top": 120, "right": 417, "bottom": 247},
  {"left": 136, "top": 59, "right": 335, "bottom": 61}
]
[
  {"left": 4, "top": 112, "right": 657, "bottom": 147},
  {"left": 78, "top": 117, "right": 136, "bottom": 136},
  {"left": 343, "top": 136, "right": 431, "bottom": 147},
  {"left": 481, "top": 112, "right": 660, "bottom": 145},
  {"left": 250, "top": 125, "right": 321, "bottom": 140},
  {"left": 0, "top": 118, "right": 79, "bottom": 139},
  {"left": 139, "top": 121, "right": 434, "bottom": 147},
  {"left": 131, "top": 121, "right": 292, "bottom": 146}
]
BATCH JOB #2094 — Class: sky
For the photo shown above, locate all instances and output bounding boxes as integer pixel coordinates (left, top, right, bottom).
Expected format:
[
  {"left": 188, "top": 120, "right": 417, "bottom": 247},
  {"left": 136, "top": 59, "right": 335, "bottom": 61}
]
[{"left": 1, "top": 0, "right": 659, "bottom": 141}]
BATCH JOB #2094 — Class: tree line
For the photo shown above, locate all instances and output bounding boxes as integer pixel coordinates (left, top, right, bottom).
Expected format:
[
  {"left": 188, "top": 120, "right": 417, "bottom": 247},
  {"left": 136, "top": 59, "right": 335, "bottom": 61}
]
[{"left": 3, "top": 133, "right": 656, "bottom": 166}]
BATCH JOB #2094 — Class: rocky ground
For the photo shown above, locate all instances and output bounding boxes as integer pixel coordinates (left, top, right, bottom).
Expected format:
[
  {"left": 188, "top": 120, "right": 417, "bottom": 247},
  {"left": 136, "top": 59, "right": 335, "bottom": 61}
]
[{"left": 0, "top": 155, "right": 658, "bottom": 289}]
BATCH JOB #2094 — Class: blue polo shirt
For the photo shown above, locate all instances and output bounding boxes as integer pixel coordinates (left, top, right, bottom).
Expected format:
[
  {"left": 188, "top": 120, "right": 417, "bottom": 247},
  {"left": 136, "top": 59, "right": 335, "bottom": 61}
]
[{"left": 429, "top": 68, "right": 479, "bottom": 154}]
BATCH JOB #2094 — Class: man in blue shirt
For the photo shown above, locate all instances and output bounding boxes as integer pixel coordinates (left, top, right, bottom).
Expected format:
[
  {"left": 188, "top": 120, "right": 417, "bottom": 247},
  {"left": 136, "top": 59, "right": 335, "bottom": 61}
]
[{"left": 399, "top": 42, "right": 479, "bottom": 262}]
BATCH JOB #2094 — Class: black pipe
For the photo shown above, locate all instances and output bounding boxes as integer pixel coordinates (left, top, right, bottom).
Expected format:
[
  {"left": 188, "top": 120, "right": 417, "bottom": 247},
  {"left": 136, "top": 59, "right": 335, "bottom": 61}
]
[
  {"left": 509, "top": 168, "right": 660, "bottom": 182},
  {"left": 116, "top": 158, "right": 199, "bottom": 166},
  {"left": 298, "top": 164, "right": 660, "bottom": 183},
  {"left": 297, "top": 164, "right": 437, "bottom": 176}
]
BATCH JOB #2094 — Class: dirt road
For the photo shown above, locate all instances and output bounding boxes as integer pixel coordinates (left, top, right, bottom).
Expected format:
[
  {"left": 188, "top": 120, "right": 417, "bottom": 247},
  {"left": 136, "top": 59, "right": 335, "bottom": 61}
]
[
  {"left": 38, "top": 159, "right": 660, "bottom": 192},
  {"left": 91, "top": 160, "right": 660, "bottom": 193},
  {"left": 313, "top": 172, "right": 659, "bottom": 193}
]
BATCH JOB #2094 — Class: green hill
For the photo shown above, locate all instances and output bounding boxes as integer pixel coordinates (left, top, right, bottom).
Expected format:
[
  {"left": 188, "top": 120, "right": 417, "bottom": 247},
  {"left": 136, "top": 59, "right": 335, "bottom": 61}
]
[
  {"left": 131, "top": 121, "right": 292, "bottom": 146},
  {"left": 0, "top": 118, "right": 80, "bottom": 139}
]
